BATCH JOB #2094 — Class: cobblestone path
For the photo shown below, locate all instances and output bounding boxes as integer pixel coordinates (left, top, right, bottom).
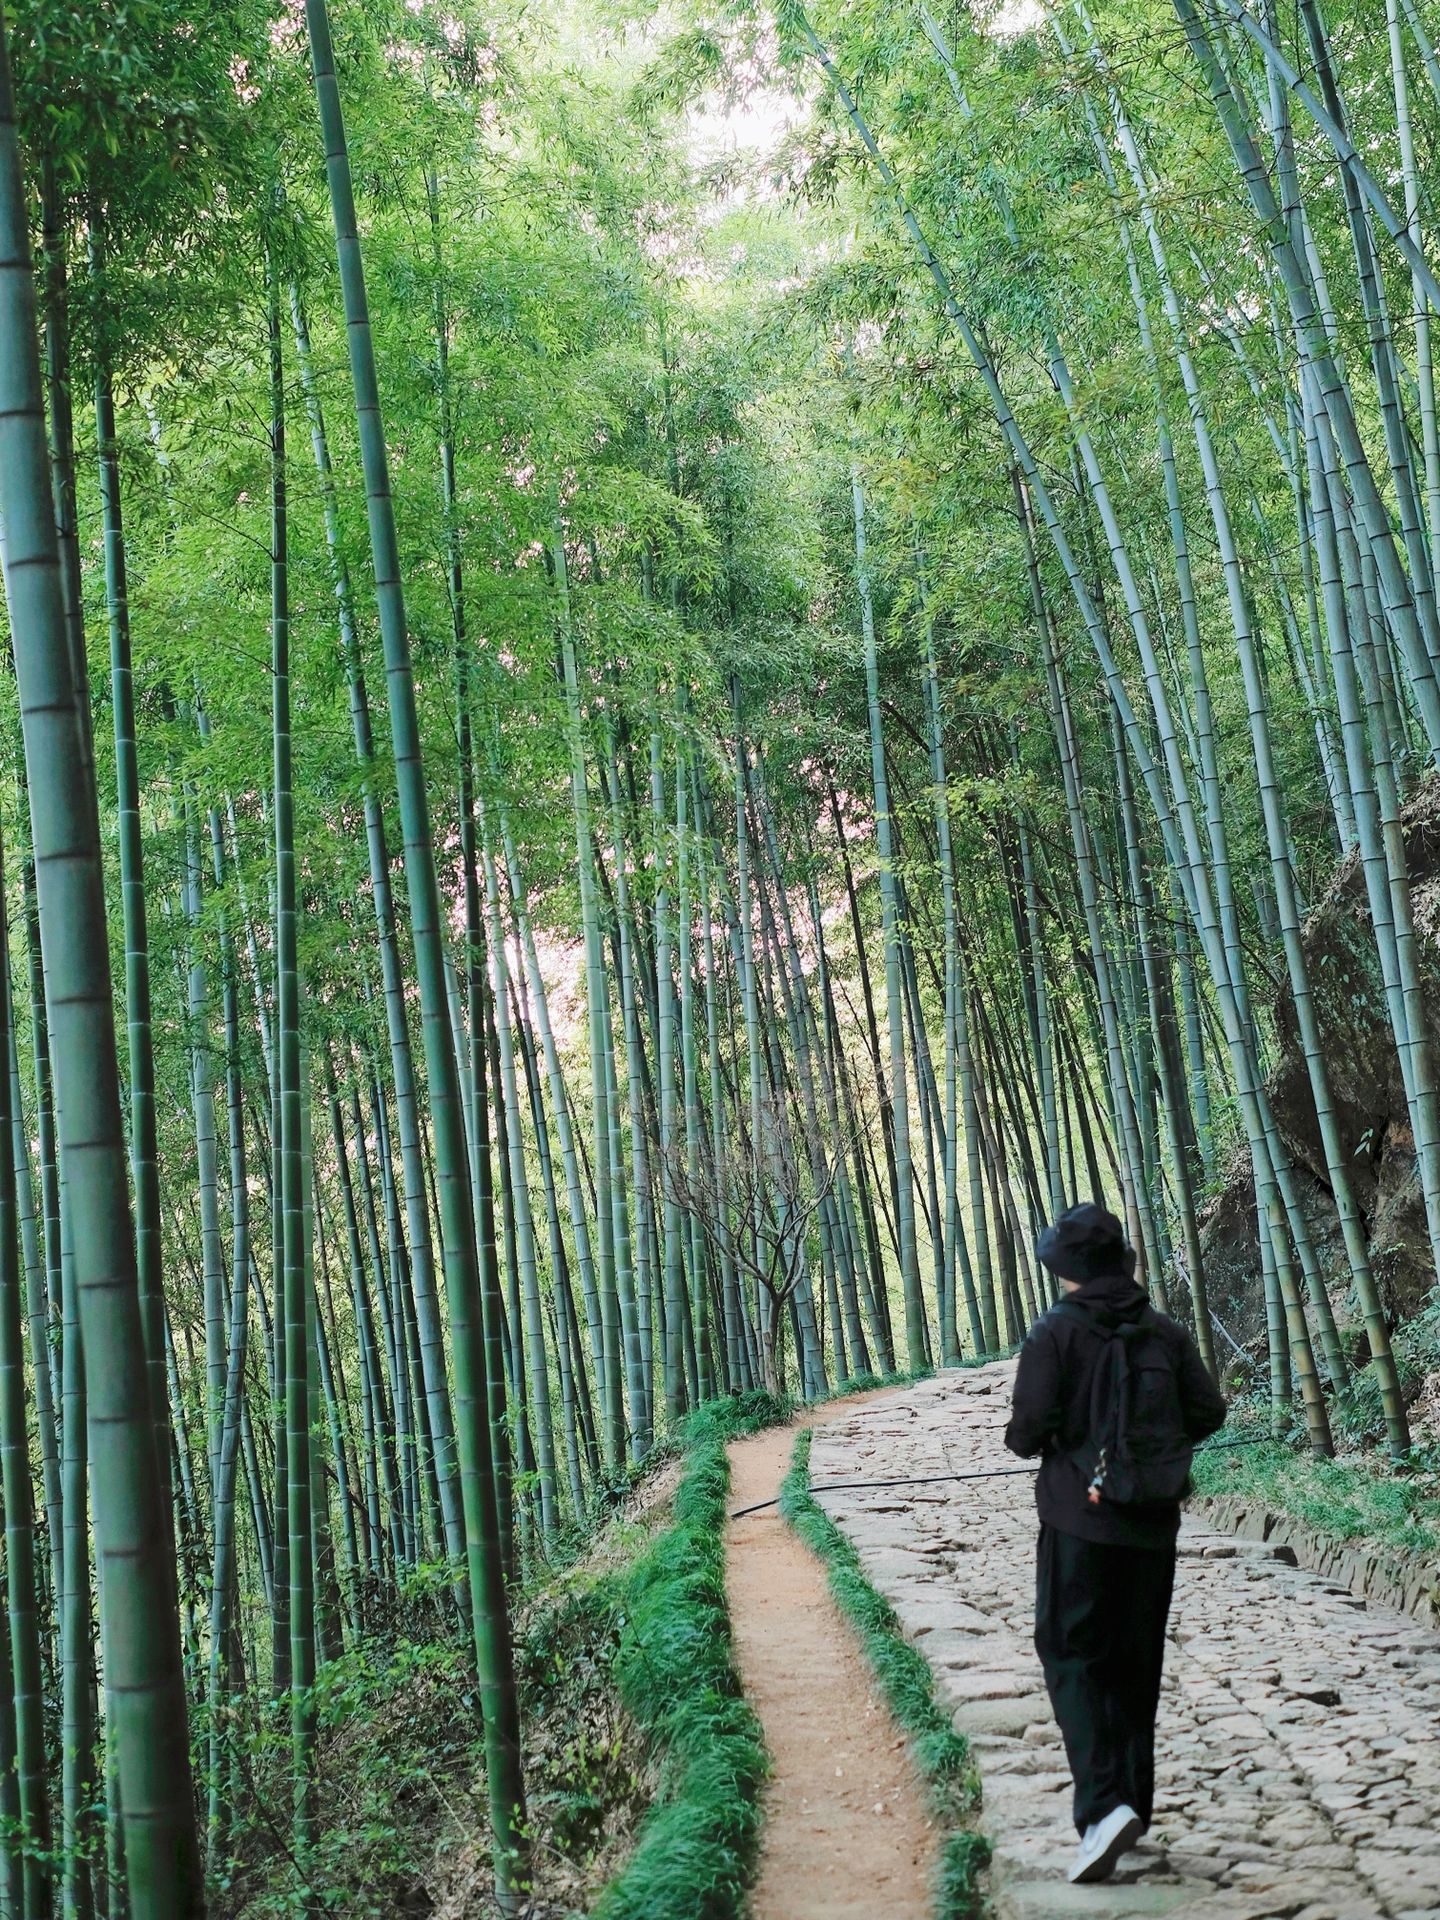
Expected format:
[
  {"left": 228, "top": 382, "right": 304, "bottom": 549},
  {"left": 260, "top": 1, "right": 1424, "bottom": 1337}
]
[{"left": 810, "top": 1364, "right": 1440, "bottom": 1920}]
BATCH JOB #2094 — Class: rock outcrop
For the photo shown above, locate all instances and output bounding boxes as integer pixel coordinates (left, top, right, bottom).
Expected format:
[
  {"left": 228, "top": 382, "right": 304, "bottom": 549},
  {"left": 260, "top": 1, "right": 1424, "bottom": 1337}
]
[{"left": 1199, "top": 781, "right": 1440, "bottom": 1349}]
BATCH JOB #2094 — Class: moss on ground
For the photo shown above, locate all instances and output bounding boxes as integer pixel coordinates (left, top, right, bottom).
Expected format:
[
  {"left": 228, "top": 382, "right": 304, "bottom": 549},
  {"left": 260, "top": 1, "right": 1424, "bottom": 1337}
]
[{"left": 779, "top": 1426, "right": 991, "bottom": 1920}]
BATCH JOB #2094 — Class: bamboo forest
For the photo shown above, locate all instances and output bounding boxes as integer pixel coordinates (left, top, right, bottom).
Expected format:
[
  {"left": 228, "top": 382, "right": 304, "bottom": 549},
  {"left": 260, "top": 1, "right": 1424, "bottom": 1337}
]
[{"left": 3, "top": 0, "right": 1440, "bottom": 1912}]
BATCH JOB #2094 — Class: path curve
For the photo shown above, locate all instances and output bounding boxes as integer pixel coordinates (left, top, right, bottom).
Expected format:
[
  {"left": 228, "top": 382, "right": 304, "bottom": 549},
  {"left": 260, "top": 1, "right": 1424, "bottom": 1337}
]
[
  {"left": 812, "top": 1362, "right": 1440, "bottom": 1920},
  {"left": 726, "top": 1406, "right": 938, "bottom": 1920}
]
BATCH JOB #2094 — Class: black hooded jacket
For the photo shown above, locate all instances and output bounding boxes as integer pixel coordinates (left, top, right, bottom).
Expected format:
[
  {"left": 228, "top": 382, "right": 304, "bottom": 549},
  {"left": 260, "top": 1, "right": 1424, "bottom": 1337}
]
[{"left": 1004, "top": 1274, "right": 1228, "bottom": 1549}]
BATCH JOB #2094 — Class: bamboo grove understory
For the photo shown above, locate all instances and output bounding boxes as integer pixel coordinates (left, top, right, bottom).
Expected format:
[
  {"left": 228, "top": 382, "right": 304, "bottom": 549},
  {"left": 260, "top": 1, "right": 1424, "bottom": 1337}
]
[{"left": 0, "top": 0, "right": 1438, "bottom": 1907}]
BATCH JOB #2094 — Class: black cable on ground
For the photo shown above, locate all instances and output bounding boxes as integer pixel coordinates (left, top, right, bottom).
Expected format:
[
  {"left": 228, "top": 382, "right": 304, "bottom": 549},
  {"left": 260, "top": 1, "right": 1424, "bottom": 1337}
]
[{"left": 728, "top": 1432, "right": 1283, "bottom": 1520}]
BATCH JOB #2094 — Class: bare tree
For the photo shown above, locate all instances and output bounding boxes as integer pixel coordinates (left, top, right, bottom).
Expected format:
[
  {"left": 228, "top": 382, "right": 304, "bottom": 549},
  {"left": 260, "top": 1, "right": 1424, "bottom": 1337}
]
[{"left": 664, "top": 1091, "right": 845, "bottom": 1394}]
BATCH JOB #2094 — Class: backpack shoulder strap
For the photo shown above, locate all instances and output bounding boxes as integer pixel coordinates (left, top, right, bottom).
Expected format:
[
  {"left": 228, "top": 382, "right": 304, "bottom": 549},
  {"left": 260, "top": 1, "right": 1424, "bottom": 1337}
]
[
  {"left": 1089, "top": 1317, "right": 1128, "bottom": 1451},
  {"left": 1126, "top": 1305, "right": 1181, "bottom": 1356}
]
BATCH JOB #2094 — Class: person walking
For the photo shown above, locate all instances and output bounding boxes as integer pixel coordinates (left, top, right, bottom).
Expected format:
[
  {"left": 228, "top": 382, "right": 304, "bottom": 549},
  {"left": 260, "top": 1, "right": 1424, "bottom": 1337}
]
[{"left": 1005, "top": 1202, "right": 1226, "bottom": 1884}]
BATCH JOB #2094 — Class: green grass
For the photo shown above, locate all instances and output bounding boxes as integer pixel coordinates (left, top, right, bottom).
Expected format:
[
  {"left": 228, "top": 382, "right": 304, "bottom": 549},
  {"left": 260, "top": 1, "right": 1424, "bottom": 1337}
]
[
  {"left": 1194, "top": 1292, "right": 1440, "bottom": 1563},
  {"left": 779, "top": 1427, "right": 991, "bottom": 1920},
  {"left": 1192, "top": 1429, "right": 1440, "bottom": 1559}
]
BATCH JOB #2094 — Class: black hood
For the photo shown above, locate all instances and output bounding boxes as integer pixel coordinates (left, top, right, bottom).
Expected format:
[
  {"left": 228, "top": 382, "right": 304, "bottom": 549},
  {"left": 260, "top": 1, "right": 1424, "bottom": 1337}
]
[{"left": 1063, "top": 1272, "right": 1150, "bottom": 1324}]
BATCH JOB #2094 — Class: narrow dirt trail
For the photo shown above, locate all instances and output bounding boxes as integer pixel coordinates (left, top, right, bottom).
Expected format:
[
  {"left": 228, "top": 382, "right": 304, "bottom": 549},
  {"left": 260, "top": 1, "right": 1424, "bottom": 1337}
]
[{"left": 727, "top": 1408, "right": 939, "bottom": 1920}]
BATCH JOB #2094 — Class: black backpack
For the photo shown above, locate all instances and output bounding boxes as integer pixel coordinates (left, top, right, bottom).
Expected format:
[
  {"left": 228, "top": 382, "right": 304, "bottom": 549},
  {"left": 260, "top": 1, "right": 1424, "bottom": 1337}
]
[{"left": 1058, "top": 1302, "right": 1194, "bottom": 1508}]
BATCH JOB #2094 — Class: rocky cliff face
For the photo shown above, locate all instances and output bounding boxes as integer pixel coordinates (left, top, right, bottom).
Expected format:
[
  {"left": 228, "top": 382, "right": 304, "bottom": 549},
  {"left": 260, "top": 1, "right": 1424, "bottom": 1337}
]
[{"left": 1198, "top": 782, "right": 1440, "bottom": 1358}]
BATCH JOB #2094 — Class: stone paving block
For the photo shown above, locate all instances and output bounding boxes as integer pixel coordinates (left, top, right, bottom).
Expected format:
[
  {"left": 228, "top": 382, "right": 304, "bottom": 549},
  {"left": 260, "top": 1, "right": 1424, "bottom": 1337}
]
[
  {"left": 809, "top": 1361, "right": 1440, "bottom": 1920},
  {"left": 951, "top": 1692, "right": 1053, "bottom": 1736},
  {"left": 998, "top": 1876, "right": 1201, "bottom": 1917}
]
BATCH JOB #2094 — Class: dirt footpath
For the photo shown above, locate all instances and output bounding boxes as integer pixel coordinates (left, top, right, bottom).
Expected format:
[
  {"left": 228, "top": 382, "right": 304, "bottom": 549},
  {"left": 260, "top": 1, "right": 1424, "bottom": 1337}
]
[
  {"left": 811, "top": 1363, "right": 1440, "bottom": 1920},
  {"left": 727, "top": 1407, "right": 939, "bottom": 1920}
]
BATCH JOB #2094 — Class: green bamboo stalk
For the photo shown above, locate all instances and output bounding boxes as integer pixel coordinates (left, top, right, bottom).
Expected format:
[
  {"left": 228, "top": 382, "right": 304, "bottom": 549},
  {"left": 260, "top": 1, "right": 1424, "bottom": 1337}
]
[
  {"left": 58, "top": 1205, "right": 93, "bottom": 1920},
  {"left": 290, "top": 289, "right": 467, "bottom": 1577},
  {"left": 430, "top": 187, "right": 517, "bottom": 1580},
  {"left": 924, "top": 627, "right": 981, "bottom": 1359},
  {"left": 815, "top": 894, "right": 895, "bottom": 1367},
  {"left": 302, "top": 1063, "right": 344, "bottom": 1665},
  {"left": 452, "top": 846, "right": 515, "bottom": 1584},
  {"left": 365, "top": 1073, "right": 423, "bottom": 1564},
  {"left": 753, "top": 767, "right": 867, "bottom": 1380},
  {"left": 7, "top": 997, "right": 60, "bottom": 1582},
  {"left": 203, "top": 713, "right": 252, "bottom": 1865},
  {"left": 894, "top": 867, "right": 949, "bottom": 1347},
  {"left": 509, "top": 973, "right": 587, "bottom": 1517},
  {"left": 500, "top": 817, "right": 603, "bottom": 1457},
  {"left": 330, "top": 1075, "right": 402, "bottom": 1567},
  {"left": 18, "top": 866, "right": 60, "bottom": 1443},
  {"left": 181, "top": 776, "right": 229, "bottom": 1501},
  {"left": 0, "top": 1524, "right": 21, "bottom": 1920},
  {"left": 0, "top": 20, "right": 203, "bottom": 1904},
  {"left": 311, "top": 1202, "right": 361, "bottom": 1620},
  {"left": 676, "top": 745, "right": 715, "bottom": 1400},
  {"left": 852, "top": 460, "right": 928, "bottom": 1369},
  {"left": 266, "top": 262, "right": 316, "bottom": 1848},
  {"left": 599, "top": 974, "right": 646, "bottom": 1435},
  {"left": 800, "top": 862, "right": 876, "bottom": 1375},
  {"left": 752, "top": 807, "right": 846, "bottom": 1382},
  {"left": 825, "top": 778, "right": 905, "bottom": 1259},
  {"left": 37, "top": 155, "right": 89, "bottom": 780},
  {"left": 553, "top": 534, "right": 624, "bottom": 1476},
  {"left": 731, "top": 688, "right": 778, "bottom": 1372},
  {"left": 302, "top": 4, "right": 528, "bottom": 1886},
  {"left": 479, "top": 814, "right": 558, "bottom": 1538},
  {"left": 269, "top": 1028, "right": 290, "bottom": 1699},
  {"left": 595, "top": 739, "right": 655, "bottom": 1448},
  {"left": 650, "top": 721, "right": 689, "bottom": 1420},
  {"left": 1110, "top": 716, "right": 1216, "bottom": 1372},
  {"left": 1027, "top": 507, "right": 1172, "bottom": 1298},
  {"left": 347, "top": 1076, "right": 411, "bottom": 1565},
  {"left": 91, "top": 224, "right": 170, "bottom": 1500},
  {"left": 0, "top": 826, "right": 51, "bottom": 1919},
  {"left": 697, "top": 828, "right": 749, "bottom": 1389}
]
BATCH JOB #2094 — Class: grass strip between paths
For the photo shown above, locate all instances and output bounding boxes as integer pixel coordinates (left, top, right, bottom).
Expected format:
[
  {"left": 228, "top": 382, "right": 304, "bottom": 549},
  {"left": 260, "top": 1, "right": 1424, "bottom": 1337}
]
[
  {"left": 590, "top": 1371, "right": 929, "bottom": 1918},
  {"left": 780, "top": 1425, "right": 992, "bottom": 1920},
  {"left": 590, "top": 1389, "right": 787, "bottom": 1920}
]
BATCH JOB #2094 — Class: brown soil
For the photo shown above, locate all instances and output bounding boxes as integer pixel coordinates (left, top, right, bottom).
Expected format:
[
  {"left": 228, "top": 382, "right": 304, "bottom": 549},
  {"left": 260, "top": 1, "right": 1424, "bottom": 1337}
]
[{"left": 726, "top": 1407, "right": 939, "bottom": 1920}]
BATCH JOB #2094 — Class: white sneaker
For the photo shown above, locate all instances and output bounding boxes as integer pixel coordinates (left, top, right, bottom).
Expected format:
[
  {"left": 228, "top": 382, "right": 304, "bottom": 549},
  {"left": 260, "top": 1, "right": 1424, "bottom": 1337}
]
[{"left": 1067, "top": 1803, "right": 1144, "bottom": 1883}]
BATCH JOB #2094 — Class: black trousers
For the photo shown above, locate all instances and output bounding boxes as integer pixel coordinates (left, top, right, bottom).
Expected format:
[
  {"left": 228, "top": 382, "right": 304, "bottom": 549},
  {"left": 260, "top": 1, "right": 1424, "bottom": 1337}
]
[{"left": 1034, "top": 1523, "right": 1176, "bottom": 1834}]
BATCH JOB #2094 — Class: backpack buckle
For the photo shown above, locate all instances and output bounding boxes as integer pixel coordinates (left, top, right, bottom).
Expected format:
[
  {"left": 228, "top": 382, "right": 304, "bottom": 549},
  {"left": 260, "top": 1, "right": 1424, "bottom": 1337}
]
[{"left": 1087, "top": 1446, "right": 1108, "bottom": 1506}]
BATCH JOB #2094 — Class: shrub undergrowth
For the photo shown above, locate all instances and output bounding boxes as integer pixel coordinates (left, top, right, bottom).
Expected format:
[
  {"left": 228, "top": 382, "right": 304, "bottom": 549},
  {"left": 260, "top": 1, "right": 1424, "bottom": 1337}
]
[{"left": 779, "top": 1427, "right": 991, "bottom": 1919}]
